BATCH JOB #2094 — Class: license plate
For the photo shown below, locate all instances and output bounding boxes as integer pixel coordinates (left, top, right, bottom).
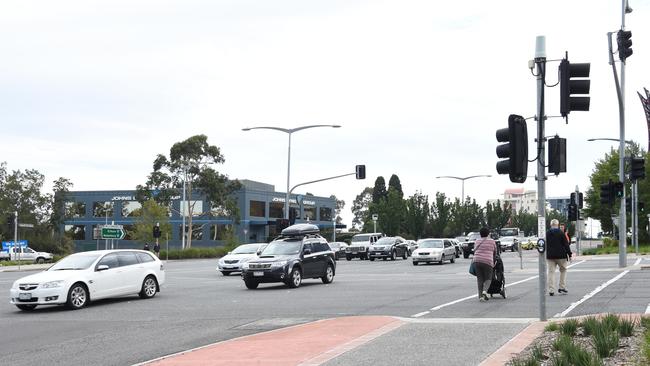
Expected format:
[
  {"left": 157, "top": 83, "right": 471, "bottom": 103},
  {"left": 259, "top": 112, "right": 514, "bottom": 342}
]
[
  {"left": 19, "top": 293, "right": 32, "bottom": 300},
  {"left": 253, "top": 271, "right": 264, "bottom": 277}
]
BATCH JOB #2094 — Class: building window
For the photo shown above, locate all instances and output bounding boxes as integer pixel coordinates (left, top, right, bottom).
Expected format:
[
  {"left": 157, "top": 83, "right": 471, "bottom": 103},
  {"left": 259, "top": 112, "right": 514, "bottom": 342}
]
[
  {"left": 65, "top": 225, "right": 86, "bottom": 240},
  {"left": 209, "top": 224, "right": 232, "bottom": 240},
  {"left": 303, "top": 207, "right": 317, "bottom": 221},
  {"left": 93, "top": 202, "right": 114, "bottom": 218},
  {"left": 319, "top": 207, "right": 332, "bottom": 221},
  {"left": 180, "top": 200, "right": 204, "bottom": 217},
  {"left": 269, "top": 202, "right": 284, "bottom": 218},
  {"left": 65, "top": 202, "right": 86, "bottom": 218},
  {"left": 121, "top": 201, "right": 142, "bottom": 217},
  {"left": 249, "top": 200, "right": 266, "bottom": 217}
]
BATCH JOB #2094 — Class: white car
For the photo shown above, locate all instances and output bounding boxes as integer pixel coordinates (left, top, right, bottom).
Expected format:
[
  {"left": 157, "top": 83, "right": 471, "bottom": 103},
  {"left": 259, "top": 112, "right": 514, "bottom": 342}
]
[
  {"left": 9, "top": 249, "right": 165, "bottom": 311},
  {"left": 412, "top": 238, "right": 456, "bottom": 265},
  {"left": 217, "top": 243, "right": 267, "bottom": 276}
]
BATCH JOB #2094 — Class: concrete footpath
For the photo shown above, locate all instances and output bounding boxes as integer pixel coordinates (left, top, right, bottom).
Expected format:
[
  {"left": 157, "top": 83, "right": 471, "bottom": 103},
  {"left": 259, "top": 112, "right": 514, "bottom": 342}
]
[
  {"left": 136, "top": 316, "right": 544, "bottom": 366},
  {"left": 0, "top": 263, "right": 51, "bottom": 272}
]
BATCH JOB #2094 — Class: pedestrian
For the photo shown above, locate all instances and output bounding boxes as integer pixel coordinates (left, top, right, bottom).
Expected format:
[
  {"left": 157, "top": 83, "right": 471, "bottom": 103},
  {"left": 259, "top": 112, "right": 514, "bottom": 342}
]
[
  {"left": 559, "top": 223, "right": 571, "bottom": 244},
  {"left": 473, "top": 227, "right": 498, "bottom": 302},
  {"left": 143, "top": 242, "right": 150, "bottom": 251},
  {"left": 153, "top": 242, "right": 160, "bottom": 257},
  {"left": 546, "top": 219, "right": 572, "bottom": 296}
]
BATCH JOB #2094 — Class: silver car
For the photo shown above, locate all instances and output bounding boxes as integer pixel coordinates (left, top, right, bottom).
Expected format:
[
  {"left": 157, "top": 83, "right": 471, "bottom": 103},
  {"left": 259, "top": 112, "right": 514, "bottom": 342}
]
[
  {"left": 217, "top": 243, "right": 267, "bottom": 276},
  {"left": 412, "top": 238, "right": 456, "bottom": 265}
]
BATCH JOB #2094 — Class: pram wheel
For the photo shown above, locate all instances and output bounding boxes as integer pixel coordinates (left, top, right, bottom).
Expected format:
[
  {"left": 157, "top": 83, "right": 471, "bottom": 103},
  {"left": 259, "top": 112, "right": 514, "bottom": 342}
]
[{"left": 500, "top": 288, "right": 506, "bottom": 299}]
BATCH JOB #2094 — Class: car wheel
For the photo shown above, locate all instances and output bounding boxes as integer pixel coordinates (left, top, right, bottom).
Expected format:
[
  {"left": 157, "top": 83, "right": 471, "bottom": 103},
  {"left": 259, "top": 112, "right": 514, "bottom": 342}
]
[
  {"left": 463, "top": 252, "right": 469, "bottom": 259},
  {"left": 412, "top": 261, "right": 418, "bottom": 266},
  {"left": 139, "top": 275, "right": 158, "bottom": 299},
  {"left": 66, "top": 283, "right": 89, "bottom": 310},
  {"left": 346, "top": 255, "right": 352, "bottom": 261},
  {"left": 390, "top": 251, "right": 396, "bottom": 261},
  {"left": 36, "top": 257, "right": 45, "bottom": 264},
  {"left": 455, "top": 250, "right": 460, "bottom": 258},
  {"left": 402, "top": 250, "right": 408, "bottom": 260},
  {"left": 382, "top": 257, "right": 387, "bottom": 261},
  {"left": 501, "top": 288, "right": 507, "bottom": 299},
  {"left": 369, "top": 257, "right": 375, "bottom": 261},
  {"left": 450, "top": 255, "right": 455, "bottom": 263},
  {"left": 321, "top": 264, "right": 334, "bottom": 284},
  {"left": 439, "top": 254, "right": 444, "bottom": 265},
  {"left": 16, "top": 304, "right": 37, "bottom": 311},
  {"left": 221, "top": 271, "right": 230, "bottom": 276},
  {"left": 244, "top": 279, "right": 259, "bottom": 289},
  {"left": 287, "top": 267, "right": 302, "bottom": 288}
]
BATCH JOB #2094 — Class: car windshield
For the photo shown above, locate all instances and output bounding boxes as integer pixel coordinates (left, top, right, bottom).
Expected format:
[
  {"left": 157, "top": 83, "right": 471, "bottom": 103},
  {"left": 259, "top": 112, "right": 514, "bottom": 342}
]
[
  {"left": 49, "top": 254, "right": 101, "bottom": 271},
  {"left": 455, "top": 236, "right": 466, "bottom": 241},
  {"left": 374, "top": 238, "right": 393, "bottom": 245},
  {"left": 260, "top": 241, "right": 302, "bottom": 256},
  {"left": 231, "top": 244, "right": 261, "bottom": 254},
  {"left": 351, "top": 235, "right": 371, "bottom": 242},
  {"left": 417, "top": 240, "right": 444, "bottom": 248},
  {"left": 500, "top": 228, "right": 518, "bottom": 236}
]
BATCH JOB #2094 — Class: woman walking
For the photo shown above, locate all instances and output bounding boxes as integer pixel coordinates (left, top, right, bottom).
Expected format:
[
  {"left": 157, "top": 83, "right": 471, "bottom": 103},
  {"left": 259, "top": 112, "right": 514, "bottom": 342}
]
[{"left": 473, "top": 227, "right": 498, "bottom": 302}]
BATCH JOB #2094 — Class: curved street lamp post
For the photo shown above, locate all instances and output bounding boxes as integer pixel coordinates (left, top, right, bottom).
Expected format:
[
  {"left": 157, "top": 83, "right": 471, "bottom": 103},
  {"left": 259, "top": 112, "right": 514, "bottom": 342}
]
[{"left": 435, "top": 175, "right": 492, "bottom": 204}]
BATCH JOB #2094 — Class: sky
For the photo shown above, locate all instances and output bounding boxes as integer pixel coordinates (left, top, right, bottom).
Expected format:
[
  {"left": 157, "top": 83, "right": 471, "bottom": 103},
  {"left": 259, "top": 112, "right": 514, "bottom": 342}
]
[{"left": 1, "top": 0, "right": 648, "bottom": 230}]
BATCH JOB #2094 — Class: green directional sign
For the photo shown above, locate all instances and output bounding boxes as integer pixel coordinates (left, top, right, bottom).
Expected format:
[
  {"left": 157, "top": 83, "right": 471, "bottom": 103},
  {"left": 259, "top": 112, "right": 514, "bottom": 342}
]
[{"left": 101, "top": 226, "right": 125, "bottom": 240}]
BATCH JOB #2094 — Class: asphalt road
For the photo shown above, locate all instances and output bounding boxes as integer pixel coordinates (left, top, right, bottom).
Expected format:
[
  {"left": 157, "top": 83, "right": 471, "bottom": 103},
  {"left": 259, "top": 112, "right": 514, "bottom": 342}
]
[{"left": 0, "top": 248, "right": 648, "bottom": 366}]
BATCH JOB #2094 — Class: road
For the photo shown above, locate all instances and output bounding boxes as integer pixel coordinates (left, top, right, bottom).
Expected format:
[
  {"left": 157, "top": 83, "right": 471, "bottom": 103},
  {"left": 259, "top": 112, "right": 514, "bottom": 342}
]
[{"left": 0, "top": 249, "right": 648, "bottom": 366}]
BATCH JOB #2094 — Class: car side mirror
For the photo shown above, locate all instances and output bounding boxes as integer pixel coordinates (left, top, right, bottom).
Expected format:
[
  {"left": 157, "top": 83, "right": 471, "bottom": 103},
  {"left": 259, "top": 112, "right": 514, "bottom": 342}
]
[{"left": 97, "top": 265, "right": 109, "bottom": 271}]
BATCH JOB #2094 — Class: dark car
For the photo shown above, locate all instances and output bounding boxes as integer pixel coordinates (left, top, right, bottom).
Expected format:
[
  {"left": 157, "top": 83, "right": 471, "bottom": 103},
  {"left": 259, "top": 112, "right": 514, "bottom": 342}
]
[
  {"left": 328, "top": 242, "right": 349, "bottom": 260},
  {"left": 368, "top": 236, "right": 409, "bottom": 261},
  {"left": 241, "top": 224, "right": 336, "bottom": 289}
]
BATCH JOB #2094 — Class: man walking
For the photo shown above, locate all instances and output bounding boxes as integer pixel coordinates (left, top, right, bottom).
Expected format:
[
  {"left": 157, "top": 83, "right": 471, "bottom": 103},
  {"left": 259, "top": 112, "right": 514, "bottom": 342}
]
[{"left": 546, "top": 219, "right": 572, "bottom": 296}]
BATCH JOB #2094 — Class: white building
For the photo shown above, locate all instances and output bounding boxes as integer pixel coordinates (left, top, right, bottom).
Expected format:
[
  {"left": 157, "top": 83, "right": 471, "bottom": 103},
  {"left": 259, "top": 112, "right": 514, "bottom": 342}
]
[{"left": 488, "top": 188, "right": 538, "bottom": 213}]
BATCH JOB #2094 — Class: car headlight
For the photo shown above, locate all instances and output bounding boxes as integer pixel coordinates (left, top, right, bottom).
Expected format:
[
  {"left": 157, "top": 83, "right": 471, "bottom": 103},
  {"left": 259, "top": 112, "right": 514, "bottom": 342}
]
[
  {"left": 271, "top": 260, "right": 288, "bottom": 268},
  {"left": 218, "top": 258, "right": 225, "bottom": 264},
  {"left": 41, "top": 280, "right": 64, "bottom": 289}
]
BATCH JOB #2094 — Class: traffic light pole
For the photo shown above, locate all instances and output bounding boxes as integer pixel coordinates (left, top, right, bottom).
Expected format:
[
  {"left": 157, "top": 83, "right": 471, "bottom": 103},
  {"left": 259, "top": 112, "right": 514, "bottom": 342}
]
[
  {"left": 633, "top": 181, "right": 638, "bottom": 254},
  {"left": 14, "top": 211, "right": 20, "bottom": 271},
  {"left": 535, "top": 36, "right": 548, "bottom": 321},
  {"left": 575, "top": 186, "right": 581, "bottom": 256}
]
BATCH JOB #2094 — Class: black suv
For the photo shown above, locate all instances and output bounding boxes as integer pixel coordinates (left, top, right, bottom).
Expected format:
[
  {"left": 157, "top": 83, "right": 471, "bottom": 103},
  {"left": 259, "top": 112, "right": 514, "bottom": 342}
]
[
  {"left": 241, "top": 224, "right": 336, "bottom": 289},
  {"left": 368, "top": 236, "right": 409, "bottom": 261}
]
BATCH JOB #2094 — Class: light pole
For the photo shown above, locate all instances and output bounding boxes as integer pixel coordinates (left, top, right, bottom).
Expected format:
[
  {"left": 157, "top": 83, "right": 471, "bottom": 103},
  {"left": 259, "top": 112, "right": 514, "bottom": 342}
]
[
  {"left": 242, "top": 125, "right": 341, "bottom": 219},
  {"left": 435, "top": 175, "right": 492, "bottom": 204}
]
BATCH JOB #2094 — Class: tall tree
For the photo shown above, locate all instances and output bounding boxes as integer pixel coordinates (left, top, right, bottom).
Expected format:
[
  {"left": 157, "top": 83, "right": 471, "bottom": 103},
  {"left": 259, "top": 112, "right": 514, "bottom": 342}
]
[
  {"left": 405, "top": 191, "right": 429, "bottom": 239},
  {"left": 485, "top": 200, "right": 512, "bottom": 232},
  {"left": 430, "top": 192, "right": 452, "bottom": 237},
  {"left": 377, "top": 188, "right": 406, "bottom": 235},
  {"left": 351, "top": 187, "right": 373, "bottom": 230},
  {"left": 511, "top": 208, "right": 537, "bottom": 236},
  {"left": 132, "top": 200, "right": 172, "bottom": 244},
  {"left": 330, "top": 195, "right": 345, "bottom": 224},
  {"left": 136, "top": 135, "right": 241, "bottom": 248},
  {"left": 388, "top": 174, "right": 403, "bottom": 198},
  {"left": 372, "top": 176, "right": 387, "bottom": 204}
]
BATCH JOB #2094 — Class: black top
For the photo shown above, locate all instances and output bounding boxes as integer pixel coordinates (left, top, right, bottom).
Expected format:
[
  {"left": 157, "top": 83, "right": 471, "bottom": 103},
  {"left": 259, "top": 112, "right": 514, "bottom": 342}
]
[{"left": 546, "top": 228, "right": 571, "bottom": 260}]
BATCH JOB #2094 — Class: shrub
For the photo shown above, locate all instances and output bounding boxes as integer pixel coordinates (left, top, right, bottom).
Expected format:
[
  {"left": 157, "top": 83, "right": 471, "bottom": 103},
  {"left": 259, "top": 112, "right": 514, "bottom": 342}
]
[
  {"left": 618, "top": 317, "right": 635, "bottom": 337},
  {"left": 159, "top": 246, "right": 231, "bottom": 260},
  {"left": 644, "top": 327, "right": 650, "bottom": 362},
  {"left": 602, "top": 237, "right": 617, "bottom": 247},
  {"left": 545, "top": 322, "right": 559, "bottom": 332},
  {"left": 641, "top": 316, "right": 650, "bottom": 329},
  {"left": 510, "top": 356, "right": 539, "bottom": 366},
  {"left": 581, "top": 316, "right": 599, "bottom": 337},
  {"left": 531, "top": 344, "right": 544, "bottom": 361},
  {"left": 550, "top": 353, "right": 570, "bottom": 366},
  {"left": 553, "top": 335, "right": 574, "bottom": 353},
  {"left": 592, "top": 326, "right": 619, "bottom": 358},
  {"left": 601, "top": 313, "right": 619, "bottom": 332},
  {"left": 560, "top": 319, "right": 579, "bottom": 336}
]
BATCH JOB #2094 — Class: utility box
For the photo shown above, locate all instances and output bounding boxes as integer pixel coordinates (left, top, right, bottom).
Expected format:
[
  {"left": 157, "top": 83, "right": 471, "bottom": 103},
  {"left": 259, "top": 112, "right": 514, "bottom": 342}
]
[{"left": 548, "top": 136, "right": 566, "bottom": 175}]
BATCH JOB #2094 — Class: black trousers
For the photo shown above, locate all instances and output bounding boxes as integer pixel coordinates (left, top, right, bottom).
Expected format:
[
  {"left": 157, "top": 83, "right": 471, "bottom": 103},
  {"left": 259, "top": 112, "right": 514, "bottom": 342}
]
[{"left": 475, "top": 262, "right": 493, "bottom": 297}]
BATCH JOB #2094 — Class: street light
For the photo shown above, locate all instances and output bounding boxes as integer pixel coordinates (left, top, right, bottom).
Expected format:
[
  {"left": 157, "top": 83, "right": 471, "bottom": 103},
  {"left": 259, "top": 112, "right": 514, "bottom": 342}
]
[
  {"left": 242, "top": 125, "right": 341, "bottom": 219},
  {"left": 435, "top": 175, "right": 492, "bottom": 204}
]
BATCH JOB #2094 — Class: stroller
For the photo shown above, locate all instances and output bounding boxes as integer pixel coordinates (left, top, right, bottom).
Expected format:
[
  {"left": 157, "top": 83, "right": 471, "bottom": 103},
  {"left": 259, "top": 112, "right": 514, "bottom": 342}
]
[{"left": 487, "top": 253, "right": 506, "bottom": 299}]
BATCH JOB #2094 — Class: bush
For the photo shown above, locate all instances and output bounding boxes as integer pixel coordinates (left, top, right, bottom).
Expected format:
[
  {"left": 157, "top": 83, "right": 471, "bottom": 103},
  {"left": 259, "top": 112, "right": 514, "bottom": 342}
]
[
  {"left": 545, "top": 322, "right": 559, "bottom": 332},
  {"left": 159, "top": 246, "right": 231, "bottom": 260},
  {"left": 560, "top": 319, "right": 579, "bottom": 336},
  {"left": 592, "top": 326, "right": 619, "bottom": 358},
  {"left": 601, "top": 313, "right": 620, "bottom": 332},
  {"left": 618, "top": 317, "right": 636, "bottom": 337},
  {"left": 510, "top": 356, "right": 539, "bottom": 366},
  {"left": 602, "top": 237, "right": 617, "bottom": 247},
  {"left": 641, "top": 316, "right": 650, "bottom": 329},
  {"left": 581, "top": 316, "right": 599, "bottom": 337}
]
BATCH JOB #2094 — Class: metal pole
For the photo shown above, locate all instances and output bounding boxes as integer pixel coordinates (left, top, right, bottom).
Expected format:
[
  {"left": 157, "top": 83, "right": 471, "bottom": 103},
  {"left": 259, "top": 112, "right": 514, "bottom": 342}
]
[
  {"left": 618, "top": 0, "right": 628, "bottom": 268},
  {"left": 15, "top": 211, "right": 20, "bottom": 271},
  {"left": 633, "top": 181, "right": 639, "bottom": 255},
  {"left": 333, "top": 219, "right": 336, "bottom": 242},
  {"left": 461, "top": 180, "right": 465, "bottom": 205},
  {"left": 285, "top": 133, "right": 292, "bottom": 220},
  {"left": 373, "top": 220, "right": 377, "bottom": 233},
  {"left": 575, "top": 185, "right": 581, "bottom": 256},
  {"left": 166, "top": 233, "right": 169, "bottom": 262},
  {"left": 535, "top": 36, "right": 548, "bottom": 321},
  {"left": 182, "top": 166, "right": 186, "bottom": 250}
]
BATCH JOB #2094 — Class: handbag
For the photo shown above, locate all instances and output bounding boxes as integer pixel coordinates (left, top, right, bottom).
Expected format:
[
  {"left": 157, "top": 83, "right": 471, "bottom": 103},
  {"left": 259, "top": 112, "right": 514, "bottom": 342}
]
[{"left": 468, "top": 239, "right": 485, "bottom": 276}]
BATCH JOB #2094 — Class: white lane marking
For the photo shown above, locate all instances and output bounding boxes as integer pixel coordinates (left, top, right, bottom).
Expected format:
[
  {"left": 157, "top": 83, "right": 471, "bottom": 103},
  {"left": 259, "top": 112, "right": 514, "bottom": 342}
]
[
  {"left": 411, "top": 311, "right": 430, "bottom": 318},
  {"left": 554, "top": 270, "right": 630, "bottom": 318},
  {"left": 400, "top": 317, "right": 538, "bottom": 324},
  {"left": 645, "top": 303, "right": 650, "bottom": 314},
  {"left": 419, "top": 260, "right": 588, "bottom": 315},
  {"left": 634, "top": 258, "right": 642, "bottom": 266}
]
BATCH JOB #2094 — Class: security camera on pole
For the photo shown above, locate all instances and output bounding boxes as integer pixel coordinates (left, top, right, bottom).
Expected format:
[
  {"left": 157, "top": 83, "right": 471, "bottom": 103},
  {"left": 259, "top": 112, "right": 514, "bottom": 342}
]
[{"left": 372, "top": 214, "right": 378, "bottom": 233}]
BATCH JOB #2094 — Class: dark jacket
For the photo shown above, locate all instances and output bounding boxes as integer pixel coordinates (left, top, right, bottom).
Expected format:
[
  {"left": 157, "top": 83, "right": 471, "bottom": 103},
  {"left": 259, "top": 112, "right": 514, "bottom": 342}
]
[{"left": 546, "top": 228, "right": 571, "bottom": 260}]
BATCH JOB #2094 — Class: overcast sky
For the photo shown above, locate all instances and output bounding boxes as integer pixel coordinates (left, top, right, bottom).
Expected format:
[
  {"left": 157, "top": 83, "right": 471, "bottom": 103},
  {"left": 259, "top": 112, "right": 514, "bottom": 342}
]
[{"left": 1, "top": 0, "right": 648, "bottom": 229}]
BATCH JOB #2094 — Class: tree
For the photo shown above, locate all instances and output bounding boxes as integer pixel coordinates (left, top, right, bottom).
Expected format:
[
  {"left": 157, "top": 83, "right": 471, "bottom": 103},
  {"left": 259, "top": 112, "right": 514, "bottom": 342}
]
[
  {"left": 430, "top": 192, "right": 452, "bottom": 237},
  {"left": 136, "top": 135, "right": 241, "bottom": 248},
  {"left": 377, "top": 188, "right": 406, "bottom": 236},
  {"left": 388, "top": 174, "right": 403, "bottom": 198},
  {"left": 447, "top": 197, "right": 485, "bottom": 237},
  {"left": 351, "top": 187, "right": 373, "bottom": 230},
  {"left": 511, "top": 209, "right": 537, "bottom": 236},
  {"left": 405, "top": 191, "right": 429, "bottom": 239},
  {"left": 372, "top": 176, "right": 387, "bottom": 204},
  {"left": 330, "top": 195, "right": 345, "bottom": 224},
  {"left": 132, "top": 200, "right": 172, "bottom": 244},
  {"left": 486, "top": 200, "right": 512, "bottom": 232}
]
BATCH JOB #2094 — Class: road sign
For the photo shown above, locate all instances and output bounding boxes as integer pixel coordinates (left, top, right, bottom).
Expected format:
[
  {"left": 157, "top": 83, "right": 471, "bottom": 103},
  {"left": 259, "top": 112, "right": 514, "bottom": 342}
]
[
  {"left": 101, "top": 225, "right": 126, "bottom": 240},
  {"left": 18, "top": 223, "right": 35, "bottom": 228},
  {"left": 2, "top": 240, "right": 28, "bottom": 251}
]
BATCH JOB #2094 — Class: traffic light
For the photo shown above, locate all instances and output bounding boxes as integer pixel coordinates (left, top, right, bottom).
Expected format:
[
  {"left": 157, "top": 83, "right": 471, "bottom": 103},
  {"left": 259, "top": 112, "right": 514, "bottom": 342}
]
[
  {"left": 567, "top": 203, "right": 578, "bottom": 221},
  {"left": 355, "top": 165, "right": 366, "bottom": 180},
  {"left": 626, "top": 197, "right": 631, "bottom": 212},
  {"left": 600, "top": 181, "right": 614, "bottom": 205},
  {"left": 614, "top": 181, "right": 624, "bottom": 198},
  {"left": 617, "top": 30, "right": 633, "bottom": 62},
  {"left": 6, "top": 214, "right": 14, "bottom": 231},
  {"left": 548, "top": 136, "right": 566, "bottom": 175},
  {"left": 640, "top": 202, "right": 645, "bottom": 213},
  {"left": 559, "top": 59, "right": 590, "bottom": 119},
  {"left": 570, "top": 192, "right": 584, "bottom": 209},
  {"left": 630, "top": 157, "right": 645, "bottom": 181},
  {"left": 496, "top": 114, "right": 528, "bottom": 183},
  {"left": 152, "top": 225, "right": 161, "bottom": 238}
]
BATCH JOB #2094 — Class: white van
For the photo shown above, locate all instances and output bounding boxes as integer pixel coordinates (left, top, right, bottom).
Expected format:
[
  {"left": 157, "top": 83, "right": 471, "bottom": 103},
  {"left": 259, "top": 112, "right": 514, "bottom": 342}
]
[{"left": 345, "top": 233, "right": 383, "bottom": 260}]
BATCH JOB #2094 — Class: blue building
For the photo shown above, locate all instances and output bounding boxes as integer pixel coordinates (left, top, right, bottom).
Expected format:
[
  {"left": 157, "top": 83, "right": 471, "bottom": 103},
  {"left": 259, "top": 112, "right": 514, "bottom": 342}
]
[
  {"left": 547, "top": 196, "right": 571, "bottom": 216},
  {"left": 62, "top": 180, "right": 336, "bottom": 252}
]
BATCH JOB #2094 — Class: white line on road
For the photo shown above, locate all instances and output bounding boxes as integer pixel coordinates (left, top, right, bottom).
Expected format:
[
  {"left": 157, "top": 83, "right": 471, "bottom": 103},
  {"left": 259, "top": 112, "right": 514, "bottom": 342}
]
[
  {"left": 401, "top": 317, "right": 539, "bottom": 324},
  {"left": 645, "top": 303, "right": 650, "bottom": 314},
  {"left": 554, "top": 270, "right": 630, "bottom": 318},
  {"left": 411, "top": 311, "right": 430, "bottom": 318},
  {"left": 634, "top": 258, "right": 642, "bottom": 266}
]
